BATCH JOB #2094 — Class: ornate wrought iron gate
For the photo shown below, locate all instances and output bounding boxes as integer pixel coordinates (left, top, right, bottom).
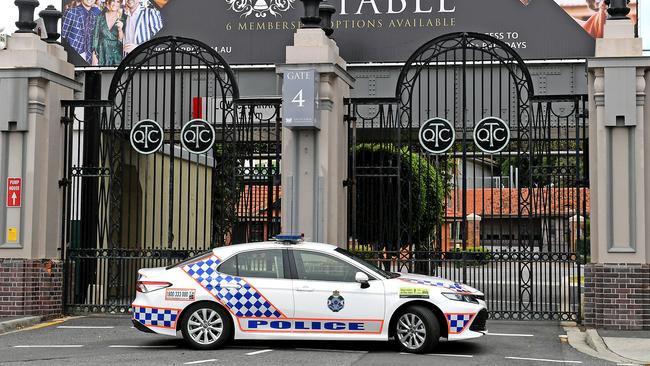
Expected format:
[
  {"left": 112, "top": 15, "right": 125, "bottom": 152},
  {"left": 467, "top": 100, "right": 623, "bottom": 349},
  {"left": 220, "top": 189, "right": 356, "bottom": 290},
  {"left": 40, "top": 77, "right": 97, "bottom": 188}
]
[
  {"left": 61, "top": 37, "right": 282, "bottom": 313},
  {"left": 347, "top": 33, "right": 588, "bottom": 321}
]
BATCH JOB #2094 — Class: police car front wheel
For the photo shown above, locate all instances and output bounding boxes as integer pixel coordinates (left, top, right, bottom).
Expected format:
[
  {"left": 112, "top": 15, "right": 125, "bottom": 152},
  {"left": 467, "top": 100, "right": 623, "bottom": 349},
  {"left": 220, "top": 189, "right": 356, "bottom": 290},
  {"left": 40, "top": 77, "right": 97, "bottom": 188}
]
[
  {"left": 181, "top": 303, "right": 232, "bottom": 350},
  {"left": 395, "top": 305, "right": 440, "bottom": 353}
]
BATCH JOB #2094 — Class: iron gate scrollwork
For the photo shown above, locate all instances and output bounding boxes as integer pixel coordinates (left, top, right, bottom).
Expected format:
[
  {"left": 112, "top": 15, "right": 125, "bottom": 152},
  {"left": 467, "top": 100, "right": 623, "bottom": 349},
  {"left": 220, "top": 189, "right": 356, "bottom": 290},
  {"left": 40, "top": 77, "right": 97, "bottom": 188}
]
[
  {"left": 347, "top": 33, "right": 588, "bottom": 321},
  {"left": 61, "top": 36, "right": 282, "bottom": 313}
]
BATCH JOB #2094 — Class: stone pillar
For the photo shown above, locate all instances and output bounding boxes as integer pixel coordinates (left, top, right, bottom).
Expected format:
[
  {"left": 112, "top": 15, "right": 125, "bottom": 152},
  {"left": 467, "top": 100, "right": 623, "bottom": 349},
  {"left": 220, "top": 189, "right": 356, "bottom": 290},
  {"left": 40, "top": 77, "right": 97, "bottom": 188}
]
[
  {"left": 466, "top": 213, "right": 481, "bottom": 248},
  {"left": 277, "top": 28, "right": 354, "bottom": 246},
  {"left": 585, "top": 17, "right": 650, "bottom": 329},
  {"left": 0, "top": 24, "right": 81, "bottom": 317}
]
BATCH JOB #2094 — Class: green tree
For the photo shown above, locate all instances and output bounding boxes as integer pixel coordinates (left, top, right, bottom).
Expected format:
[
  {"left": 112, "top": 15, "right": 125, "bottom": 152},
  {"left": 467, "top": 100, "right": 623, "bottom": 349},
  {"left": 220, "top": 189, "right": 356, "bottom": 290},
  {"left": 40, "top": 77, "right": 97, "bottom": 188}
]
[{"left": 353, "top": 144, "right": 449, "bottom": 251}]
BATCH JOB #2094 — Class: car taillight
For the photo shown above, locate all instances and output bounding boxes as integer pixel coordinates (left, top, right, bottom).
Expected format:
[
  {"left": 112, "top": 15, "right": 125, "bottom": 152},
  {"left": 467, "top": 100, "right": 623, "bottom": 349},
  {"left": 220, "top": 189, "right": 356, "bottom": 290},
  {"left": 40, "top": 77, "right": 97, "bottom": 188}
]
[{"left": 136, "top": 281, "right": 172, "bottom": 293}]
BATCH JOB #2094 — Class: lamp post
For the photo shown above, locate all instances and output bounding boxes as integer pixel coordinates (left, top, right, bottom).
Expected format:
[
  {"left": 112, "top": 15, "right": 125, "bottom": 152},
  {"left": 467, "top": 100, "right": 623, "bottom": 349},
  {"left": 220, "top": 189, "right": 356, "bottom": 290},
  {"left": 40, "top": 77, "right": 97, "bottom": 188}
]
[
  {"left": 14, "top": 0, "right": 40, "bottom": 34},
  {"left": 39, "top": 5, "right": 62, "bottom": 43},
  {"left": 319, "top": 1, "right": 336, "bottom": 37},
  {"left": 605, "top": 0, "right": 631, "bottom": 20},
  {"left": 300, "top": 0, "right": 322, "bottom": 28}
]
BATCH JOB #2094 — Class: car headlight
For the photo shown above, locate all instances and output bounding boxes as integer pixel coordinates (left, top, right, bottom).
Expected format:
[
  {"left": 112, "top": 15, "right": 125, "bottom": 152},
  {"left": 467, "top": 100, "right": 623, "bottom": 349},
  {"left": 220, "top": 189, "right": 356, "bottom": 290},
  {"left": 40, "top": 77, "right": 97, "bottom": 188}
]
[{"left": 442, "top": 292, "right": 479, "bottom": 304}]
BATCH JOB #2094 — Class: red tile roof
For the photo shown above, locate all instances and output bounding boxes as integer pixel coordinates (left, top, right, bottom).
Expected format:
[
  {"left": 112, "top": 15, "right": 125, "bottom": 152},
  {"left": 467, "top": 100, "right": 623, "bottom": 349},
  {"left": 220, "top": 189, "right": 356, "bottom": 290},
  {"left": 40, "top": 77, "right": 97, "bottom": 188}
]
[
  {"left": 237, "top": 185, "right": 282, "bottom": 218},
  {"left": 236, "top": 186, "right": 590, "bottom": 220},
  {"left": 445, "top": 188, "right": 590, "bottom": 218}
]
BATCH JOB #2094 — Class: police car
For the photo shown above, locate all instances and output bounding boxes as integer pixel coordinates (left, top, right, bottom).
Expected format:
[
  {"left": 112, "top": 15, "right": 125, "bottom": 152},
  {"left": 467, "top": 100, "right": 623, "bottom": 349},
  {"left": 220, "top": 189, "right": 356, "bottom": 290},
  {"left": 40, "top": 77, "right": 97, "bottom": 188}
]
[{"left": 132, "top": 236, "right": 488, "bottom": 353}]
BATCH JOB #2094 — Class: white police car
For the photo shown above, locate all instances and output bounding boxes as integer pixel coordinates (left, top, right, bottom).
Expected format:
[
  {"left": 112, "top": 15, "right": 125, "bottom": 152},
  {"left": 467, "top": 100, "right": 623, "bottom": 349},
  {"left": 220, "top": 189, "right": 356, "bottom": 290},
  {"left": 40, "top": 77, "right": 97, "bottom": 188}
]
[{"left": 132, "top": 237, "right": 488, "bottom": 353}]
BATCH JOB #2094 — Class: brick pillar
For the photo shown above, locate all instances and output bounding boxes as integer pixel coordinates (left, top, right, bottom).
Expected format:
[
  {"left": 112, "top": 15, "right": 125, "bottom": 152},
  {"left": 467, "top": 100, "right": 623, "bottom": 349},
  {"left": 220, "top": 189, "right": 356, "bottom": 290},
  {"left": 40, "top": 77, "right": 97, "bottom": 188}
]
[
  {"left": 466, "top": 214, "right": 481, "bottom": 248},
  {"left": 583, "top": 263, "right": 650, "bottom": 329},
  {"left": 569, "top": 215, "right": 585, "bottom": 254},
  {"left": 0, "top": 259, "right": 63, "bottom": 318}
]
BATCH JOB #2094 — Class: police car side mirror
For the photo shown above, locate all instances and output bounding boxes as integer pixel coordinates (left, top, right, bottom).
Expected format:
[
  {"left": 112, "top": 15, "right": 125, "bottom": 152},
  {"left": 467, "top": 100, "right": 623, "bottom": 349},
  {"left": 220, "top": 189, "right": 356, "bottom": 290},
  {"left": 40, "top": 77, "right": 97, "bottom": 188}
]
[{"left": 355, "top": 272, "right": 370, "bottom": 289}]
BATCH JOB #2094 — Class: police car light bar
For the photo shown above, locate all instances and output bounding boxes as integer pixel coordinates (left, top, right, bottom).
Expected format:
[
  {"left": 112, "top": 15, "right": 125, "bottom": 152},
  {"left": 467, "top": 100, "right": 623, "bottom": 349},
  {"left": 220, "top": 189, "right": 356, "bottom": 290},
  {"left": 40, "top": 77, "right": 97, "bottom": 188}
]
[{"left": 273, "top": 234, "right": 304, "bottom": 243}]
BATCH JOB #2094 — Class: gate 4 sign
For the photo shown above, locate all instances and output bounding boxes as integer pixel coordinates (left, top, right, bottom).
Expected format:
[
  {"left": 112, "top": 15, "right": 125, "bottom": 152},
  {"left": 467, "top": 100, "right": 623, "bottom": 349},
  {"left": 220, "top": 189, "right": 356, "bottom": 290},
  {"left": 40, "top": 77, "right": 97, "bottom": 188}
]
[
  {"left": 6, "top": 177, "right": 21, "bottom": 207},
  {"left": 181, "top": 119, "right": 216, "bottom": 154},
  {"left": 473, "top": 117, "right": 510, "bottom": 154},
  {"left": 418, "top": 118, "right": 455, "bottom": 154},
  {"left": 282, "top": 69, "right": 319, "bottom": 129},
  {"left": 131, "top": 119, "right": 164, "bottom": 155}
]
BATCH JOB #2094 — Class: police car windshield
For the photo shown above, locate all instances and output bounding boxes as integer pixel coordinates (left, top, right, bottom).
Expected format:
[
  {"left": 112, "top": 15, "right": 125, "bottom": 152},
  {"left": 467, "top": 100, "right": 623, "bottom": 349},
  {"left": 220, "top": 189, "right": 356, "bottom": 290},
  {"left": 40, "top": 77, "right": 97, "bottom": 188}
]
[{"left": 334, "top": 248, "right": 398, "bottom": 279}]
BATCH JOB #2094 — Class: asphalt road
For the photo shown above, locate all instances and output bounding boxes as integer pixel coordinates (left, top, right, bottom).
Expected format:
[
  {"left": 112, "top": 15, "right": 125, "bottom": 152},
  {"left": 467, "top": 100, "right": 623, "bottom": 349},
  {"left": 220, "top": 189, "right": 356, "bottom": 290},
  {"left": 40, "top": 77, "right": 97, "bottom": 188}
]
[{"left": 0, "top": 316, "right": 615, "bottom": 366}]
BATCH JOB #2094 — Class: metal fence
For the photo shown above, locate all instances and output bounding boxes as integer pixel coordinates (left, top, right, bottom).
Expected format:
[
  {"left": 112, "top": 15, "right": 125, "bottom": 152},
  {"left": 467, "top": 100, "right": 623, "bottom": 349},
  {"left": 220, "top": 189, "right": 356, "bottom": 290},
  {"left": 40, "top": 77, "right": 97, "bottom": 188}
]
[
  {"left": 61, "top": 37, "right": 282, "bottom": 313},
  {"left": 345, "top": 33, "right": 588, "bottom": 321}
]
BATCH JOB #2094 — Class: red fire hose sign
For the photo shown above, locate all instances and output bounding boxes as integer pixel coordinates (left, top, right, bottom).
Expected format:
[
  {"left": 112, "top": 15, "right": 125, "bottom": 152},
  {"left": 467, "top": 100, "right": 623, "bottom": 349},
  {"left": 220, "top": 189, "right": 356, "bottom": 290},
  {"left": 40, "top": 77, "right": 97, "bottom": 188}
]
[{"left": 6, "top": 178, "right": 21, "bottom": 207}]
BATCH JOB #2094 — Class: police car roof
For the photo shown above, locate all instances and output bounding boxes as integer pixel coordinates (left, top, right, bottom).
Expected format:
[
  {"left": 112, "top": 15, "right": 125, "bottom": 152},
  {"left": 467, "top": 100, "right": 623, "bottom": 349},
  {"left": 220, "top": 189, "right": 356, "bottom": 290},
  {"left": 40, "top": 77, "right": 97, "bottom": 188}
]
[{"left": 212, "top": 241, "right": 338, "bottom": 257}]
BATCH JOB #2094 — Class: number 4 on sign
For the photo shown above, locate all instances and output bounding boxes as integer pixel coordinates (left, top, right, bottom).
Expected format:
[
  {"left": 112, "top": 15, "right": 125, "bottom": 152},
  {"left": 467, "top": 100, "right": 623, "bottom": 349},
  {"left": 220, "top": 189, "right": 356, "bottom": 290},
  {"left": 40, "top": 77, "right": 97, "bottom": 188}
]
[{"left": 292, "top": 89, "right": 305, "bottom": 107}]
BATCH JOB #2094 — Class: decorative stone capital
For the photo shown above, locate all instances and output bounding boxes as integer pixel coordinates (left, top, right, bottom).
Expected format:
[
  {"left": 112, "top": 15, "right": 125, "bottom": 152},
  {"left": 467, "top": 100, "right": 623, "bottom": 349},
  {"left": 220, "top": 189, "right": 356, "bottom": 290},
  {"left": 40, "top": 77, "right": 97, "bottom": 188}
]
[
  {"left": 27, "top": 78, "right": 46, "bottom": 115},
  {"left": 466, "top": 213, "right": 482, "bottom": 222}
]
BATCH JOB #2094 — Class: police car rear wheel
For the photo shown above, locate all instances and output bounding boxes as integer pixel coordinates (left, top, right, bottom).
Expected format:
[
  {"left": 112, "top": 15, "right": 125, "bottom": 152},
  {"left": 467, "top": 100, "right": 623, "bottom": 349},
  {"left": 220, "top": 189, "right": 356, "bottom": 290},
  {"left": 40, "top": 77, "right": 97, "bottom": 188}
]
[
  {"left": 395, "top": 306, "right": 439, "bottom": 353},
  {"left": 181, "top": 303, "right": 231, "bottom": 350}
]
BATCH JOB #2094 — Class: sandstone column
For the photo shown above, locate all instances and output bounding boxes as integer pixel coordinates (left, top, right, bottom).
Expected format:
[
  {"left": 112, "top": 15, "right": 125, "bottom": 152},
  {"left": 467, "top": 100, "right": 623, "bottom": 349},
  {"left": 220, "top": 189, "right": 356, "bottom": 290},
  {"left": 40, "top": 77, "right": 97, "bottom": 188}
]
[{"left": 585, "top": 12, "right": 650, "bottom": 329}]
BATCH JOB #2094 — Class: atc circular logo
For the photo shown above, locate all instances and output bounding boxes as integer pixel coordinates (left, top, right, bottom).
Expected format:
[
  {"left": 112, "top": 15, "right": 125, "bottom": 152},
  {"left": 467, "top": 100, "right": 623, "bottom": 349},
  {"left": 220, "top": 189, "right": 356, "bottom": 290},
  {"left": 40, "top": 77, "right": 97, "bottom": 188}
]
[
  {"left": 473, "top": 117, "right": 510, "bottom": 154},
  {"left": 418, "top": 117, "right": 455, "bottom": 154},
  {"left": 327, "top": 290, "right": 345, "bottom": 312},
  {"left": 130, "top": 119, "right": 163, "bottom": 155},
  {"left": 181, "top": 119, "right": 216, "bottom": 155}
]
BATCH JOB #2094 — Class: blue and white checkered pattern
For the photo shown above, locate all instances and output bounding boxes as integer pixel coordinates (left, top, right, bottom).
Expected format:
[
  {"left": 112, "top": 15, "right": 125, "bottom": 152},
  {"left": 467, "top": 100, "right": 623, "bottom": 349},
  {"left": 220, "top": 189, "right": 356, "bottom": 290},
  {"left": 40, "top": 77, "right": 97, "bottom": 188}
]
[
  {"left": 400, "top": 278, "right": 468, "bottom": 292},
  {"left": 133, "top": 306, "right": 178, "bottom": 328},
  {"left": 446, "top": 314, "right": 474, "bottom": 334},
  {"left": 183, "top": 255, "right": 283, "bottom": 318}
]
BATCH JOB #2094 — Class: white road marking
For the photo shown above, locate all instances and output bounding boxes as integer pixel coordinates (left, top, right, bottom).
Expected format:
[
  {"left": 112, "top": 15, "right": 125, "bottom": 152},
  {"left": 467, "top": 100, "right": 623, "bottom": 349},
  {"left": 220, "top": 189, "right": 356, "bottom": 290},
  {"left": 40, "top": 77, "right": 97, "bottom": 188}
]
[
  {"left": 184, "top": 359, "right": 218, "bottom": 365},
  {"left": 109, "top": 345, "right": 177, "bottom": 349},
  {"left": 13, "top": 345, "right": 84, "bottom": 348},
  {"left": 57, "top": 326, "right": 114, "bottom": 329},
  {"left": 295, "top": 348, "right": 367, "bottom": 354},
  {"left": 487, "top": 332, "right": 535, "bottom": 337},
  {"left": 400, "top": 352, "right": 473, "bottom": 358},
  {"left": 505, "top": 356, "right": 582, "bottom": 363},
  {"left": 428, "top": 354, "right": 474, "bottom": 358},
  {"left": 246, "top": 349, "right": 273, "bottom": 356}
]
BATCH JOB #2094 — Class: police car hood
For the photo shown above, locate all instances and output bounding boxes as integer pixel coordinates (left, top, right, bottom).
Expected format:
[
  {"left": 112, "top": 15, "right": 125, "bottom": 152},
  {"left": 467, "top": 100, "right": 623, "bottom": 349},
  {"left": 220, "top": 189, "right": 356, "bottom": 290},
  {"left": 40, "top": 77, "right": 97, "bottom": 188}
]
[{"left": 395, "top": 273, "right": 483, "bottom": 295}]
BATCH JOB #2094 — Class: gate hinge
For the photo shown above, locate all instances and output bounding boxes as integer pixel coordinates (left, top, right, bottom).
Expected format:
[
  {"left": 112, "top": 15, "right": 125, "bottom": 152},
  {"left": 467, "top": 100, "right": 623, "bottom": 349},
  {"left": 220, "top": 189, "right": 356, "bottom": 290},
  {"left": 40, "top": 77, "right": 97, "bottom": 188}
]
[
  {"left": 344, "top": 115, "right": 357, "bottom": 123},
  {"left": 58, "top": 178, "right": 70, "bottom": 188},
  {"left": 578, "top": 111, "right": 589, "bottom": 119},
  {"left": 61, "top": 116, "right": 72, "bottom": 125},
  {"left": 342, "top": 179, "right": 354, "bottom": 187}
]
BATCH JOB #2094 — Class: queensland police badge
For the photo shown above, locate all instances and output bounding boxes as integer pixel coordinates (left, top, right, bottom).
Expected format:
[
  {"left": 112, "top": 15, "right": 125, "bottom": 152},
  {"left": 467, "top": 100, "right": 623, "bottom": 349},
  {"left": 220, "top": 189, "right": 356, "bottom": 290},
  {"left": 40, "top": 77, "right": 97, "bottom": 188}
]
[{"left": 327, "top": 290, "right": 345, "bottom": 312}]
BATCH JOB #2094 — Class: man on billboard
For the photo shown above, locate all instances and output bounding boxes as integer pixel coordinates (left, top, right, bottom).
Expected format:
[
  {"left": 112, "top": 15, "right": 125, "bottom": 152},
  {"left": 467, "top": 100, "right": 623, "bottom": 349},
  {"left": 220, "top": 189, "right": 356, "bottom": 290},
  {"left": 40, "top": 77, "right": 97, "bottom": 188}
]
[
  {"left": 61, "top": 0, "right": 102, "bottom": 64},
  {"left": 123, "top": 0, "right": 163, "bottom": 55}
]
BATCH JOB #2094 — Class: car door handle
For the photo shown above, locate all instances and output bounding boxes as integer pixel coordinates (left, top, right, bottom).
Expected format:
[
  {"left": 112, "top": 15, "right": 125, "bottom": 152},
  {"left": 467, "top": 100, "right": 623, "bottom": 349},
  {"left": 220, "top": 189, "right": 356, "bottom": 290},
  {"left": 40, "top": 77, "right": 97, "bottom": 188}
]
[
  {"left": 220, "top": 283, "right": 242, "bottom": 289},
  {"left": 296, "top": 286, "right": 314, "bottom": 292}
]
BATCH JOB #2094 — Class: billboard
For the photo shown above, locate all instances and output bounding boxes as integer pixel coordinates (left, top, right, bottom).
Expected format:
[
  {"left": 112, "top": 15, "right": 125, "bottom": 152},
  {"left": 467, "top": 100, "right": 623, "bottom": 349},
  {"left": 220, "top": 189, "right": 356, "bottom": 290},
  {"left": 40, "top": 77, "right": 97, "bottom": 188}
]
[{"left": 60, "top": 0, "right": 638, "bottom": 67}]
